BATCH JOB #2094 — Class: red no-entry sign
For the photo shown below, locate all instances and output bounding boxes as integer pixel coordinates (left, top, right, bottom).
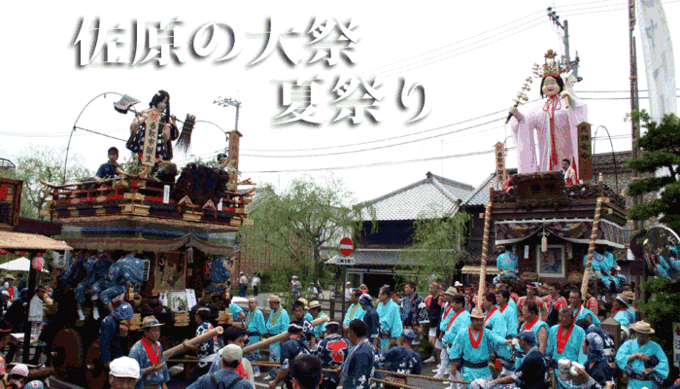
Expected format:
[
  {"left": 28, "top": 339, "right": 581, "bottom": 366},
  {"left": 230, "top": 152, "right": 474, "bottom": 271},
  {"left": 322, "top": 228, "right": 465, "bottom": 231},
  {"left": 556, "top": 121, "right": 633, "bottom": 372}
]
[{"left": 340, "top": 237, "right": 353, "bottom": 256}]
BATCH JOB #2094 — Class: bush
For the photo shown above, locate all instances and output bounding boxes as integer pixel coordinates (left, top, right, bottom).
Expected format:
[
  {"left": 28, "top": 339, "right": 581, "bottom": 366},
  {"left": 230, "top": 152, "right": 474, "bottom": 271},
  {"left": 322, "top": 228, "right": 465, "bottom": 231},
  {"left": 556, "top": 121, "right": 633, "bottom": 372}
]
[{"left": 636, "top": 277, "right": 680, "bottom": 356}]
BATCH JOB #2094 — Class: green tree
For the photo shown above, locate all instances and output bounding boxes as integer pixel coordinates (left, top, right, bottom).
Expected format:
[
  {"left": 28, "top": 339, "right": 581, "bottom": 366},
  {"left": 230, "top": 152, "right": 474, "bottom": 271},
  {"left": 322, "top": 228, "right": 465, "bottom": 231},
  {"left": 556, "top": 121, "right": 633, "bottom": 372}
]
[
  {"left": 397, "top": 208, "right": 470, "bottom": 287},
  {"left": 635, "top": 277, "right": 680, "bottom": 355},
  {"left": 240, "top": 175, "right": 375, "bottom": 294},
  {"left": 626, "top": 111, "right": 680, "bottom": 230},
  {"left": 0, "top": 145, "right": 91, "bottom": 219}
]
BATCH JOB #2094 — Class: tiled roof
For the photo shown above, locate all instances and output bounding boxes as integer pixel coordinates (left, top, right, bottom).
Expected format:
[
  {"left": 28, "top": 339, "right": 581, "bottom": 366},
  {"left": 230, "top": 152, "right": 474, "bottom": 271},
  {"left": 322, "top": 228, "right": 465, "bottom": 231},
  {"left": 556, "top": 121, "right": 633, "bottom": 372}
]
[
  {"left": 592, "top": 151, "right": 632, "bottom": 174},
  {"left": 460, "top": 168, "right": 517, "bottom": 207},
  {"left": 359, "top": 172, "right": 473, "bottom": 221}
]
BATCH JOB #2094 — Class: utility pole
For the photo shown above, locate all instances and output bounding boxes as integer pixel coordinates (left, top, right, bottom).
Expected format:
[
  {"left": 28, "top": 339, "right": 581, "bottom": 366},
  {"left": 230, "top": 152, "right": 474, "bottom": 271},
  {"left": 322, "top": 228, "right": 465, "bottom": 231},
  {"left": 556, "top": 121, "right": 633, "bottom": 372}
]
[{"left": 547, "top": 7, "right": 582, "bottom": 82}]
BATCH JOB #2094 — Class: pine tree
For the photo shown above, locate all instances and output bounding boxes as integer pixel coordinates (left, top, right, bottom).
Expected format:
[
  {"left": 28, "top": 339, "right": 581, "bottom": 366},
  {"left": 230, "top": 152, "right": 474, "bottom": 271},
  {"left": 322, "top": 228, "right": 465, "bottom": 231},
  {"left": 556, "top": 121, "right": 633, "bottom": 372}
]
[{"left": 626, "top": 111, "right": 680, "bottom": 230}]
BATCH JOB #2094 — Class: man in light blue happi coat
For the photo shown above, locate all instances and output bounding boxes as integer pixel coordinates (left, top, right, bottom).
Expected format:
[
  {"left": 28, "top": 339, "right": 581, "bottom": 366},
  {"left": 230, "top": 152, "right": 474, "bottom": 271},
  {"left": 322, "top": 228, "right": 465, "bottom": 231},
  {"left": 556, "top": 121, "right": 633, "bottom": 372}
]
[
  {"left": 244, "top": 298, "right": 266, "bottom": 376},
  {"left": 265, "top": 294, "right": 289, "bottom": 378},
  {"left": 448, "top": 307, "right": 511, "bottom": 383},
  {"left": 616, "top": 321, "right": 669, "bottom": 389},
  {"left": 376, "top": 285, "right": 403, "bottom": 352}
]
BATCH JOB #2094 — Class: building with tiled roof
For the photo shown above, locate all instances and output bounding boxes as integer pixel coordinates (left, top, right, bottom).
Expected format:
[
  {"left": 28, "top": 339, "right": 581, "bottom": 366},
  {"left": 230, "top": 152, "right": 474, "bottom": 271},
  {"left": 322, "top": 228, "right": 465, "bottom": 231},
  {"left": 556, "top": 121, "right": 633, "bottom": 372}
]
[{"left": 330, "top": 172, "right": 474, "bottom": 294}]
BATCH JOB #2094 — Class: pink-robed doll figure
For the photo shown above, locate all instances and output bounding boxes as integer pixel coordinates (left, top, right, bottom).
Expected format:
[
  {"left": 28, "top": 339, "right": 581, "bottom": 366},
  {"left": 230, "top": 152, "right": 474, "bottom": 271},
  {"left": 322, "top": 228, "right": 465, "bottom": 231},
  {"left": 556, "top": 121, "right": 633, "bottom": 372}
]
[{"left": 508, "top": 73, "right": 587, "bottom": 183}]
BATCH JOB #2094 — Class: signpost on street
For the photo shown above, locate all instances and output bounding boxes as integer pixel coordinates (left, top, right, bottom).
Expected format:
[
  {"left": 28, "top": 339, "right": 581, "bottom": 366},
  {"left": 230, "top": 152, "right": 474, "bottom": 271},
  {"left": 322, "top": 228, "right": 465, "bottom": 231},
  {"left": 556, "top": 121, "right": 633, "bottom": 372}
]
[{"left": 338, "top": 237, "right": 354, "bottom": 322}]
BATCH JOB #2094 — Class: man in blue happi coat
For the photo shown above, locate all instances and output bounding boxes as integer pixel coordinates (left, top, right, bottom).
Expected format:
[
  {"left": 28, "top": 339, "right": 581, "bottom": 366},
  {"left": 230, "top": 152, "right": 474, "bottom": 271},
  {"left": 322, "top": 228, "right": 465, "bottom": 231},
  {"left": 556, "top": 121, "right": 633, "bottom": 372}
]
[
  {"left": 449, "top": 307, "right": 512, "bottom": 383},
  {"left": 313, "top": 321, "right": 349, "bottom": 389},
  {"left": 100, "top": 300, "right": 134, "bottom": 367},
  {"left": 611, "top": 294, "right": 635, "bottom": 335},
  {"left": 377, "top": 329, "right": 422, "bottom": 388},
  {"left": 487, "top": 331, "right": 551, "bottom": 389},
  {"left": 228, "top": 298, "right": 246, "bottom": 322},
  {"left": 129, "top": 316, "right": 169, "bottom": 389},
  {"left": 376, "top": 285, "right": 403, "bottom": 352},
  {"left": 616, "top": 321, "right": 669, "bottom": 389},
  {"left": 341, "top": 319, "right": 375, "bottom": 389},
  {"left": 358, "top": 293, "right": 380, "bottom": 351},
  {"left": 342, "top": 290, "right": 366, "bottom": 334},
  {"left": 182, "top": 307, "right": 220, "bottom": 383},
  {"left": 245, "top": 298, "right": 266, "bottom": 377},
  {"left": 265, "top": 294, "right": 289, "bottom": 378},
  {"left": 269, "top": 322, "right": 311, "bottom": 389},
  {"left": 546, "top": 307, "right": 586, "bottom": 383},
  {"left": 292, "top": 300, "right": 315, "bottom": 348}
]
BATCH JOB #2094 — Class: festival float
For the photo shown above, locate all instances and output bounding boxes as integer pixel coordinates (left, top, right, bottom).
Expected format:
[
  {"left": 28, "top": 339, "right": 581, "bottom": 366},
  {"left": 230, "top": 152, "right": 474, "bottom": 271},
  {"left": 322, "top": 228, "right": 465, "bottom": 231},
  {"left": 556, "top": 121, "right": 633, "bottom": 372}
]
[
  {"left": 476, "top": 50, "right": 628, "bottom": 302},
  {"left": 36, "top": 91, "right": 254, "bottom": 388}
]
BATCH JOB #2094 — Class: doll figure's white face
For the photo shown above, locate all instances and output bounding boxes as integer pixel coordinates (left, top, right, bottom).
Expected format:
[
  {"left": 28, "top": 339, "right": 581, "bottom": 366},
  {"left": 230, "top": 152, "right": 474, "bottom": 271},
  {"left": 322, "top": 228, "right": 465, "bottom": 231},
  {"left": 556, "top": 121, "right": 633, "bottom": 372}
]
[{"left": 542, "top": 77, "right": 560, "bottom": 97}]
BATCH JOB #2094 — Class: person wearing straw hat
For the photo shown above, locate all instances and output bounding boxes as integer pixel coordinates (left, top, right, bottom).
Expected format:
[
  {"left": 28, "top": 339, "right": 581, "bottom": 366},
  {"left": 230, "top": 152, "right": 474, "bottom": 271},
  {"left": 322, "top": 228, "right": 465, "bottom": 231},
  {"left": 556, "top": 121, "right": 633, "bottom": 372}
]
[
  {"left": 188, "top": 344, "right": 253, "bottom": 389},
  {"left": 269, "top": 322, "right": 311, "bottom": 389},
  {"left": 358, "top": 293, "right": 380, "bottom": 352},
  {"left": 448, "top": 308, "right": 513, "bottom": 384},
  {"left": 265, "top": 294, "right": 290, "bottom": 379},
  {"left": 109, "top": 356, "right": 141, "bottom": 389},
  {"left": 610, "top": 293, "right": 634, "bottom": 332},
  {"left": 307, "top": 300, "right": 327, "bottom": 341},
  {"left": 342, "top": 290, "right": 366, "bottom": 335},
  {"left": 376, "top": 285, "right": 403, "bottom": 352},
  {"left": 313, "top": 321, "right": 348, "bottom": 389},
  {"left": 3, "top": 274, "right": 18, "bottom": 302},
  {"left": 129, "top": 316, "right": 169, "bottom": 389},
  {"left": 616, "top": 321, "right": 669, "bottom": 389}
]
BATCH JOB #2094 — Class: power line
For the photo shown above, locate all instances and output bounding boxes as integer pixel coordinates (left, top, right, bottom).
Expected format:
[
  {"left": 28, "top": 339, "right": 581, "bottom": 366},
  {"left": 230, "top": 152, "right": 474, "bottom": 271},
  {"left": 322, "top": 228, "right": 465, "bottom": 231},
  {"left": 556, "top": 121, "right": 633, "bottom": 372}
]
[
  {"left": 241, "top": 148, "right": 508, "bottom": 174},
  {"left": 352, "top": 10, "right": 545, "bottom": 80}
]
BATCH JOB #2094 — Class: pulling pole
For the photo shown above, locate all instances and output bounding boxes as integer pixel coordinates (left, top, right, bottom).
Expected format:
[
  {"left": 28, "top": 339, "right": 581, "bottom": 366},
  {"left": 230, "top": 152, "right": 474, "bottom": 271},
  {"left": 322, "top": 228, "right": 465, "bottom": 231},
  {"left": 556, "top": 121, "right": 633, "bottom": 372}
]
[
  {"left": 477, "top": 200, "right": 493, "bottom": 304},
  {"left": 243, "top": 316, "right": 330, "bottom": 354},
  {"left": 163, "top": 326, "right": 224, "bottom": 359},
  {"left": 581, "top": 175, "right": 608, "bottom": 302}
]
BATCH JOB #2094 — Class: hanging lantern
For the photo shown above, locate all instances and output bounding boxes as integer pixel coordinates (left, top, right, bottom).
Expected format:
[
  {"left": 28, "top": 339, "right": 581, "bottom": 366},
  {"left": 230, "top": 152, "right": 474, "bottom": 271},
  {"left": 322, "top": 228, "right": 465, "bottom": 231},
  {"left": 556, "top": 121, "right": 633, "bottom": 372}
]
[
  {"left": 541, "top": 230, "right": 548, "bottom": 253},
  {"left": 187, "top": 246, "right": 194, "bottom": 264}
]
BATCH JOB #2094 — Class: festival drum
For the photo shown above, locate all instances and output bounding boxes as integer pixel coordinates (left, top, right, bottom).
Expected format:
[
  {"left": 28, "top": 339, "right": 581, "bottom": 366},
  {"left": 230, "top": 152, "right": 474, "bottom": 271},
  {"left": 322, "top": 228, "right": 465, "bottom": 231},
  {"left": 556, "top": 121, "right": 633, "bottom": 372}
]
[{"left": 51, "top": 329, "right": 85, "bottom": 384}]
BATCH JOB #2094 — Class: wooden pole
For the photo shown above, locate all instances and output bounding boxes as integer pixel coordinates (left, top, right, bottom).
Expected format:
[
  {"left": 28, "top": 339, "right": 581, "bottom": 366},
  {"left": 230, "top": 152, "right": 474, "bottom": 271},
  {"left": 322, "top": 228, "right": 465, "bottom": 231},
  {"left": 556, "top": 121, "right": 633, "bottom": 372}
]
[
  {"left": 581, "top": 178, "right": 608, "bottom": 303},
  {"left": 163, "top": 326, "right": 223, "bottom": 359},
  {"left": 243, "top": 316, "right": 330, "bottom": 353},
  {"left": 477, "top": 201, "right": 493, "bottom": 305},
  {"left": 23, "top": 250, "right": 38, "bottom": 363}
]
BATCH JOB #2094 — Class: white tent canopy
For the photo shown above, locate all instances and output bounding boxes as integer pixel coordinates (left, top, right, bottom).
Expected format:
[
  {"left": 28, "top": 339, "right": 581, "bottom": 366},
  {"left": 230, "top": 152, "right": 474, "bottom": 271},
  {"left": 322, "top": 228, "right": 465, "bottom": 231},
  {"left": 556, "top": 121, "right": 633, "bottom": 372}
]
[{"left": 0, "top": 257, "right": 48, "bottom": 273}]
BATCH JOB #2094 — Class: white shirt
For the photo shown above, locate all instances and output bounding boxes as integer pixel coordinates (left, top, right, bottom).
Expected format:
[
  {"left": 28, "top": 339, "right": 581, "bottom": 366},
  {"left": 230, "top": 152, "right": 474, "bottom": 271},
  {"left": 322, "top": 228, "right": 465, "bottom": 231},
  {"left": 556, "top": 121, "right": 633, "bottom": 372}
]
[
  {"left": 251, "top": 276, "right": 260, "bottom": 287},
  {"left": 28, "top": 295, "right": 43, "bottom": 321},
  {"left": 345, "top": 287, "right": 352, "bottom": 300}
]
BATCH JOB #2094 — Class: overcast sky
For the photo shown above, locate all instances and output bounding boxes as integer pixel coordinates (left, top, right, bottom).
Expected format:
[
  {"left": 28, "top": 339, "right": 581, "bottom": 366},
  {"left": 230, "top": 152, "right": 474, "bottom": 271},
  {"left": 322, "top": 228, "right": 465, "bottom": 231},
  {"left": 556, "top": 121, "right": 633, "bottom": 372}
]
[{"left": 1, "top": 0, "right": 678, "bottom": 204}]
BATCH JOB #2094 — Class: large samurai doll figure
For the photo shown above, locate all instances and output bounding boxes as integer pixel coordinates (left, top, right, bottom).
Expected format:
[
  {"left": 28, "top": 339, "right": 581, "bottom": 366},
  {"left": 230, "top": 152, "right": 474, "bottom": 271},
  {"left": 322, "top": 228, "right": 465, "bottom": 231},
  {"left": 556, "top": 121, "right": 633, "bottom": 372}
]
[
  {"left": 509, "top": 50, "right": 588, "bottom": 184},
  {"left": 204, "top": 256, "right": 235, "bottom": 295},
  {"left": 74, "top": 252, "right": 114, "bottom": 321},
  {"left": 100, "top": 252, "right": 149, "bottom": 314},
  {"left": 127, "top": 90, "right": 179, "bottom": 167}
]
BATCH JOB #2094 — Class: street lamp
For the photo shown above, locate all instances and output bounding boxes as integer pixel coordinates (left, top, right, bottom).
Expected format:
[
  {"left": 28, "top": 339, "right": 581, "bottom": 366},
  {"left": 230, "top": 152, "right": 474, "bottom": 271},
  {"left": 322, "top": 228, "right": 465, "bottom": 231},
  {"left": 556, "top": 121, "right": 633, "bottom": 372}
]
[{"left": 213, "top": 96, "right": 242, "bottom": 140}]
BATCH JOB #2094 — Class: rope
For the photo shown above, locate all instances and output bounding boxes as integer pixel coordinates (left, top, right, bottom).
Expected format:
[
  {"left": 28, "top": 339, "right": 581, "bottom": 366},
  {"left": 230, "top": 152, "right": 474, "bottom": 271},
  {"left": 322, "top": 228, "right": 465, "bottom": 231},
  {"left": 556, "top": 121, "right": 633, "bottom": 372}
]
[
  {"left": 370, "top": 377, "right": 422, "bottom": 389},
  {"left": 375, "top": 369, "right": 470, "bottom": 384},
  {"left": 250, "top": 361, "right": 340, "bottom": 374}
]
